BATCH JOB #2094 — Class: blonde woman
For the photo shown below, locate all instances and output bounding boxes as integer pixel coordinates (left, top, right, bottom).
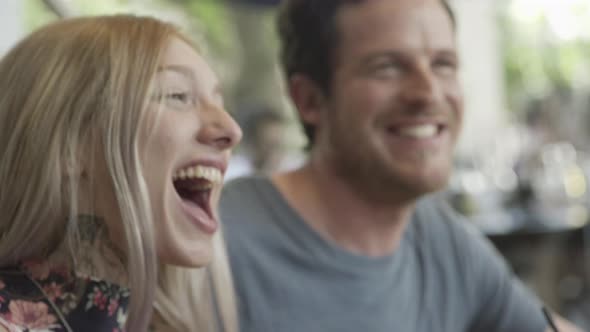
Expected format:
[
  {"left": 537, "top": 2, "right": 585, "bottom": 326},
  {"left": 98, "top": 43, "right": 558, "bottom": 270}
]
[{"left": 0, "top": 15, "right": 241, "bottom": 331}]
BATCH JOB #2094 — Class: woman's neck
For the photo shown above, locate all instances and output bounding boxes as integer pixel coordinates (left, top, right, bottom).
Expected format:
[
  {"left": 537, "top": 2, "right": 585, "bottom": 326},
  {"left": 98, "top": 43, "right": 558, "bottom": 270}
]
[{"left": 44, "top": 215, "right": 128, "bottom": 286}]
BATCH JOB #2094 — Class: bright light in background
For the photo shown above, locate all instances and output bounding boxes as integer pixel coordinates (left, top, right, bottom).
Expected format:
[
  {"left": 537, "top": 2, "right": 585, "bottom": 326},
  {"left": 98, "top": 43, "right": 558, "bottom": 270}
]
[{"left": 510, "top": 0, "right": 590, "bottom": 41}]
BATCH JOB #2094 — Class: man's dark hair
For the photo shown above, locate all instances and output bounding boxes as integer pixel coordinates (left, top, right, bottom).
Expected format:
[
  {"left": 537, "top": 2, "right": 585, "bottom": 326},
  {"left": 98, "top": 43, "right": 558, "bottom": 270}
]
[{"left": 277, "top": 0, "right": 456, "bottom": 146}]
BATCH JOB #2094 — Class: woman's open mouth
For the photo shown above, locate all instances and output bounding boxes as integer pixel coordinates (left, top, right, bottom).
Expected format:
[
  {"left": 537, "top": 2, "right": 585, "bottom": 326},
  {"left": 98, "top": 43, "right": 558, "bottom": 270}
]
[{"left": 172, "top": 165, "right": 222, "bottom": 234}]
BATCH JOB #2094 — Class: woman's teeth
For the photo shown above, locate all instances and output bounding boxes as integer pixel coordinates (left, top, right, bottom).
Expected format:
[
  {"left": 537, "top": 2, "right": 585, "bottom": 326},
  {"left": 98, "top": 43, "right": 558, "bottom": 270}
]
[
  {"left": 172, "top": 165, "right": 222, "bottom": 183},
  {"left": 398, "top": 124, "right": 438, "bottom": 139}
]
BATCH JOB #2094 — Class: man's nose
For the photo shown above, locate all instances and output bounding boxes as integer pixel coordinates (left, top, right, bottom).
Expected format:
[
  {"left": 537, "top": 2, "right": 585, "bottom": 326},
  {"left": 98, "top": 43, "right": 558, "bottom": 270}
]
[{"left": 400, "top": 64, "right": 441, "bottom": 108}]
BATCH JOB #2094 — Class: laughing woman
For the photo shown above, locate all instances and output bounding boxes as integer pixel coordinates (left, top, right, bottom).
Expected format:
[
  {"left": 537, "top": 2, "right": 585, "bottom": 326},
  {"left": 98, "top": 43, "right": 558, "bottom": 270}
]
[{"left": 0, "top": 15, "right": 241, "bottom": 331}]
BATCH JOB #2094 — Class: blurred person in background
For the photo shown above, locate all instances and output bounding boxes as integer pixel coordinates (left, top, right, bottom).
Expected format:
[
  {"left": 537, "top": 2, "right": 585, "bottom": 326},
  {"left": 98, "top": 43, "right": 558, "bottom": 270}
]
[
  {"left": 226, "top": 105, "right": 288, "bottom": 179},
  {"left": 220, "top": 0, "right": 582, "bottom": 331},
  {"left": 226, "top": 105, "right": 303, "bottom": 180},
  {"left": 243, "top": 108, "right": 289, "bottom": 174},
  {"left": 0, "top": 15, "right": 241, "bottom": 331}
]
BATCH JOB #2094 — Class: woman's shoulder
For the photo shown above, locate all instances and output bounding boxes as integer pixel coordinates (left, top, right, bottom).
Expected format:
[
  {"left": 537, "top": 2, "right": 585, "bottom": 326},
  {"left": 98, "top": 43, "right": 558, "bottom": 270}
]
[{"left": 0, "top": 260, "right": 129, "bottom": 332}]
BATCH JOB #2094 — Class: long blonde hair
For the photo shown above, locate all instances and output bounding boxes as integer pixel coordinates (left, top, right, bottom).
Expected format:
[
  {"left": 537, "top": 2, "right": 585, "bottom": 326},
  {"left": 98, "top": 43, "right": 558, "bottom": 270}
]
[{"left": 0, "top": 15, "right": 236, "bottom": 332}]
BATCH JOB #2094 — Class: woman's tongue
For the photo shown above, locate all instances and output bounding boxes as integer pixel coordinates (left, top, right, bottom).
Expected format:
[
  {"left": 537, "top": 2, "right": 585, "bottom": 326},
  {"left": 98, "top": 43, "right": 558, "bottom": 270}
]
[
  {"left": 175, "top": 183, "right": 218, "bottom": 234},
  {"left": 175, "top": 179, "right": 213, "bottom": 219}
]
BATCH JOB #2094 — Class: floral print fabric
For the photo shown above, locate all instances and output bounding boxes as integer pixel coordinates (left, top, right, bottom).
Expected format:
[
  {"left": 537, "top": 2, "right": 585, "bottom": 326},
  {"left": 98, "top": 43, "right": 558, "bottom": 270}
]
[{"left": 0, "top": 261, "right": 129, "bottom": 332}]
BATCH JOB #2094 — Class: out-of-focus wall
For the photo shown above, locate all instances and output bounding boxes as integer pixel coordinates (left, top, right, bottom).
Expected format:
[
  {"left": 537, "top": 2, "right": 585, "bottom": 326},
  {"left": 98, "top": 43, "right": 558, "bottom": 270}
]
[
  {"left": 0, "top": 0, "right": 24, "bottom": 56},
  {"left": 450, "top": 0, "right": 508, "bottom": 157}
]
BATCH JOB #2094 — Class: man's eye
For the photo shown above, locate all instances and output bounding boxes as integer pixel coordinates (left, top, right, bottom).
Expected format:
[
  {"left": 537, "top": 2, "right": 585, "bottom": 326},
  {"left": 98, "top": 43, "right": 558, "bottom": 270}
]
[
  {"left": 375, "top": 62, "right": 400, "bottom": 71},
  {"left": 432, "top": 59, "right": 458, "bottom": 74},
  {"left": 368, "top": 60, "right": 404, "bottom": 78},
  {"left": 434, "top": 60, "right": 455, "bottom": 67}
]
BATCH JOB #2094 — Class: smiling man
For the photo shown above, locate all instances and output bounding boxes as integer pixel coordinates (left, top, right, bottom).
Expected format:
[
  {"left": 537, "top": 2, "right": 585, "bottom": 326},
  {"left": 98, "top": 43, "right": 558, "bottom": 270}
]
[{"left": 220, "top": 0, "right": 581, "bottom": 331}]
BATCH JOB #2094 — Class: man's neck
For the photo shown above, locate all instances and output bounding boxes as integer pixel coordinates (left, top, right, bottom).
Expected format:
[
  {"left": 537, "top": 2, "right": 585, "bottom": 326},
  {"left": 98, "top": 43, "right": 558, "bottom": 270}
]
[{"left": 272, "top": 161, "right": 416, "bottom": 257}]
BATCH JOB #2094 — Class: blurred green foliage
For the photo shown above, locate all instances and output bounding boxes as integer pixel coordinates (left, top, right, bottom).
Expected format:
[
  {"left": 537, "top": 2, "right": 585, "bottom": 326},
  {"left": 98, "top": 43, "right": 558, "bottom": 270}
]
[
  {"left": 500, "top": 1, "right": 590, "bottom": 111},
  {"left": 25, "top": 0, "right": 284, "bottom": 115}
]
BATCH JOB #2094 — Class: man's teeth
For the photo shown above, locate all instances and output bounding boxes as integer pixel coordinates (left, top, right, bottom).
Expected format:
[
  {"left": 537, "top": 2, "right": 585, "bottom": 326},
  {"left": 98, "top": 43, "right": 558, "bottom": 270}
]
[
  {"left": 172, "top": 165, "right": 222, "bottom": 183},
  {"left": 398, "top": 124, "right": 438, "bottom": 139}
]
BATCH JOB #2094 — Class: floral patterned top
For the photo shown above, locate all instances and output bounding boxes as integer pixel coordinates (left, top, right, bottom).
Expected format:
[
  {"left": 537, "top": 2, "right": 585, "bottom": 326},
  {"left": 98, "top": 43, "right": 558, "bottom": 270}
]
[{"left": 0, "top": 261, "right": 129, "bottom": 332}]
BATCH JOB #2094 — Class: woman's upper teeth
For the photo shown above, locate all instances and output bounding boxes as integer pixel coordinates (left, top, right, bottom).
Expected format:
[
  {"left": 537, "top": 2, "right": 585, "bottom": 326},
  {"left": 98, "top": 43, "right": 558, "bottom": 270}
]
[
  {"left": 173, "top": 165, "right": 222, "bottom": 183},
  {"left": 398, "top": 124, "right": 437, "bottom": 138}
]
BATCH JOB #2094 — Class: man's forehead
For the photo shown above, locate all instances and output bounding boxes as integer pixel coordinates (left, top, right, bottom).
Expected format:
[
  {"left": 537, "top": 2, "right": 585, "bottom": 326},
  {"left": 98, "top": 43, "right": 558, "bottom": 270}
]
[
  {"left": 335, "top": 0, "right": 456, "bottom": 53},
  {"left": 338, "top": 0, "right": 452, "bottom": 17}
]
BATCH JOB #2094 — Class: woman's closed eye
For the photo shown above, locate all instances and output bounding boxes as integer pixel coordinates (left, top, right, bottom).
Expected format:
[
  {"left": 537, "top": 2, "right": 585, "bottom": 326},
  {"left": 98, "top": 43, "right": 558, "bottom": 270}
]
[
  {"left": 166, "top": 91, "right": 190, "bottom": 102},
  {"left": 160, "top": 91, "right": 197, "bottom": 110}
]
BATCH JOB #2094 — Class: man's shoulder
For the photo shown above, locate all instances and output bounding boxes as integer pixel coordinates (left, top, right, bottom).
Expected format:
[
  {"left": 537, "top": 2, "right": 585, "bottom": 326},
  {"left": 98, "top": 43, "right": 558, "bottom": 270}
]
[
  {"left": 223, "top": 174, "right": 268, "bottom": 193},
  {"left": 412, "top": 195, "right": 475, "bottom": 239},
  {"left": 411, "top": 195, "right": 491, "bottom": 262},
  {"left": 220, "top": 175, "right": 281, "bottom": 227},
  {"left": 220, "top": 175, "right": 293, "bottom": 266},
  {"left": 221, "top": 175, "right": 271, "bottom": 206}
]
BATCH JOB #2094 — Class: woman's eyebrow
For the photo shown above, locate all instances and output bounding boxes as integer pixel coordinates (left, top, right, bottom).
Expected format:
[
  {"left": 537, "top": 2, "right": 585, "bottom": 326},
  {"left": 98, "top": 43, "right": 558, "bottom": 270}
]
[
  {"left": 157, "top": 64, "right": 221, "bottom": 96},
  {"left": 156, "top": 64, "right": 195, "bottom": 81}
]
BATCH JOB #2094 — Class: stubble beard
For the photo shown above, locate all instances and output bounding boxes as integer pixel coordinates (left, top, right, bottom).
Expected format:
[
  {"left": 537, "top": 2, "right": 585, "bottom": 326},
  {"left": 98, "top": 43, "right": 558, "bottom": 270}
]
[{"left": 330, "top": 132, "right": 451, "bottom": 206}]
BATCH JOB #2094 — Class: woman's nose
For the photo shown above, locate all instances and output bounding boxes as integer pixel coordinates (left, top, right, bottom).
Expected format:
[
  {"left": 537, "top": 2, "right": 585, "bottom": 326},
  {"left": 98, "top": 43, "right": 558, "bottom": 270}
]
[{"left": 196, "top": 103, "right": 243, "bottom": 150}]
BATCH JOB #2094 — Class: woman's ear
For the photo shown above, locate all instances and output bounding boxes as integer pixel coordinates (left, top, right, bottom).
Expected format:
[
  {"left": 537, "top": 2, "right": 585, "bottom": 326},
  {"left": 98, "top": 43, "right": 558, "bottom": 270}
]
[
  {"left": 63, "top": 156, "right": 85, "bottom": 180},
  {"left": 63, "top": 143, "right": 93, "bottom": 181},
  {"left": 288, "top": 74, "right": 328, "bottom": 130}
]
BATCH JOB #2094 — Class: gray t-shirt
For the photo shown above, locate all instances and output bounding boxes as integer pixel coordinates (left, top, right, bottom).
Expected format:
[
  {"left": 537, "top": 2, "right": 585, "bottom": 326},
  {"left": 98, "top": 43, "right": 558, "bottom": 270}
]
[{"left": 220, "top": 176, "right": 548, "bottom": 332}]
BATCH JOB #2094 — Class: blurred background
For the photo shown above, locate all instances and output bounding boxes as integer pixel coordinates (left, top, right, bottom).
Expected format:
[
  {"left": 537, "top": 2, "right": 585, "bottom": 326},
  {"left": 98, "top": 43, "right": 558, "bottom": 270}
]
[{"left": 1, "top": 0, "right": 589, "bottom": 327}]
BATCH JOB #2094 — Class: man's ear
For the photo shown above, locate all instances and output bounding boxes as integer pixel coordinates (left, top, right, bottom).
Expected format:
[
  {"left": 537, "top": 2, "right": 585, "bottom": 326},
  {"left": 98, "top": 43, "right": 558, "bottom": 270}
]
[{"left": 288, "top": 74, "right": 327, "bottom": 128}]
